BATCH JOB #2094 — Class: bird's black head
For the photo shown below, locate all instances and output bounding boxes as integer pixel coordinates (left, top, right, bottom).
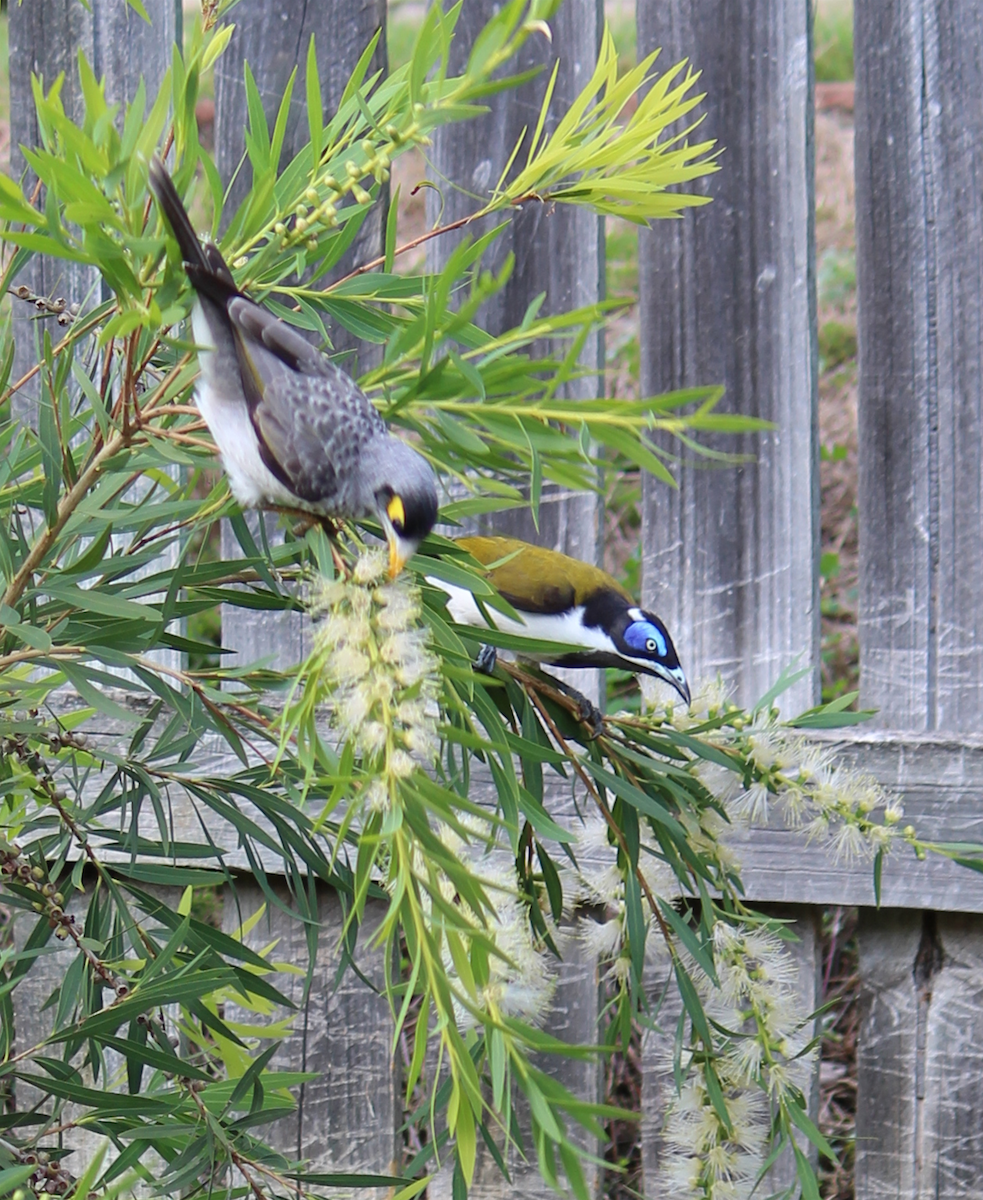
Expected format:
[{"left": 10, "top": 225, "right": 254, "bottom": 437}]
[
  {"left": 374, "top": 449, "right": 439, "bottom": 577},
  {"left": 610, "top": 604, "right": 691, "bottom": 706}
]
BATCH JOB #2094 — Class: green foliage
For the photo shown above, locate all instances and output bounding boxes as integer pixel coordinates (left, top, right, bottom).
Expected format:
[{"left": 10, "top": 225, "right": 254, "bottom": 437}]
[
  {"left": 0, "top": 3, "right": 943, "bottom": 1199},
  {"left": 818, "top": 319, "right": 857, "bottom": 372},
  {"left": 814, "top": 0, "right": 854, "bottom": 83},
  {"left": 817, "top": 246, "right": 856, "bottom": 309}
]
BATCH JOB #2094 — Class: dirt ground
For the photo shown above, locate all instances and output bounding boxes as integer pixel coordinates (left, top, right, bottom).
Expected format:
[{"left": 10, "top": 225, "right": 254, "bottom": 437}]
[{"left": 815, "top": 102, "right": 860, "bottom": 701}]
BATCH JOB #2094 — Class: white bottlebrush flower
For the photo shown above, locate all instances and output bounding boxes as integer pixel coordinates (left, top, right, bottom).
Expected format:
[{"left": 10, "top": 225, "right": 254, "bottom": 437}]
[
  {"left": 747, "top": 730, "right": 778, "bottom": 771},
  {"left": 364, "top": 779, "right": 391, "bottom": 813},
  {"left": 330, "top": 643, "right": 372, "bottom": 683},
  {"left": 581, "top": 862, "right": 624, "bottom": 906},
  {"left": 609, "top": 954, "right": 632, "bottom": 986},
  {"left": 688, "top": 676, "right": 732, "bottom": 721},
  {"left": 828, "top": 818, "right": 874, "bottom": 863},
  {"left": 580, "top": 917, "right": 623, "bottom": 960},
  {"left": 731, "top": 780, "right": 771, "bottom": 825},
  {"left": 694, "top": 758, "right": 742, "bottom": 805},
  {"left": 352, "top": 548, "right": 387, "bottom": 584},
  {"left": 313, "top": 552, "right": 439, "bottom": 776}
]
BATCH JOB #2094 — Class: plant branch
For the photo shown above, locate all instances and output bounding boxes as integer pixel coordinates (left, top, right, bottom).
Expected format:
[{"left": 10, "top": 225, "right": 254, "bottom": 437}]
[
  {"left": 2, "top": 429, "right": 129, "bottom": 611},
  {"left": 518, "top": 677, "right": 676, "bottom": 951}
]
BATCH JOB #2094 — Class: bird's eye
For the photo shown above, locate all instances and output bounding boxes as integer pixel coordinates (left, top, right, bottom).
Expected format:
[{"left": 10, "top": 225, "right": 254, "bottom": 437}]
[
  {"left": 387, "top": 494, "right": 406, "bottom": 533},
  {"left": 645, "top": 637, "right": 658, "bottom": 653}
]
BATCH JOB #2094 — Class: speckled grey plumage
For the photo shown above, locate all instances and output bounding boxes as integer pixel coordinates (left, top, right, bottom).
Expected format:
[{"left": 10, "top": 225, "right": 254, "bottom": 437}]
[{"left": 148, "top": 158, "right": 437, "bottom": 546}]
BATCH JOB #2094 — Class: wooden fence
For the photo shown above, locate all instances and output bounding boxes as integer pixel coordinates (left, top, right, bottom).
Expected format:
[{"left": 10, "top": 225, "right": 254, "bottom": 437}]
[{"left": 7, "top": 0, "right": 983, "bottom": 1196}]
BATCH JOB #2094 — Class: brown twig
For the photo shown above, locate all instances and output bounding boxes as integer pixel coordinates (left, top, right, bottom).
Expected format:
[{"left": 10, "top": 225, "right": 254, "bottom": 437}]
[
  {"left": 520, "top": 682, "right": 675, "bottom": 950},
  {"left": 0, "top": 310, "right": 105, "bottom": 407},
  {"left": 1, "top": 429, "right": 130, "bottom": 611},
  {"left": 329, "top": 186, "right": 556, "bottom": 291},
  {"left": 184, "top": 1082, "right": 303, "bottom": 1200}
]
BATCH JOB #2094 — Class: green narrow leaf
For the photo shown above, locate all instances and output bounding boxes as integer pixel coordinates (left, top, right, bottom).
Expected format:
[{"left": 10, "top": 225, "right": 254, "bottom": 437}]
[
  {"left": 385, "top": 185, "right": 400, "bottom": 275},
  {"left": 306, "top": 35, "right": 323, "bottom": 169},
  {"left": 793, "top": 1141, "right": 822, "bottom": 1200}
]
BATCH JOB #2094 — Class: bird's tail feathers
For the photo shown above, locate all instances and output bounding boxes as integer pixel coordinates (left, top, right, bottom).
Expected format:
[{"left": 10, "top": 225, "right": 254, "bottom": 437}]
[{"left": 149, "top": 157, "right": 237, "bottom": 304}]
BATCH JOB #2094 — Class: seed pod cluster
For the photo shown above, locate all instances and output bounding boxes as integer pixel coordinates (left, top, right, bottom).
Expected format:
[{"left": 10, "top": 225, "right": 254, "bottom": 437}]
[{"left": 271, "top": 118, "right": 425, "bottom": 252}]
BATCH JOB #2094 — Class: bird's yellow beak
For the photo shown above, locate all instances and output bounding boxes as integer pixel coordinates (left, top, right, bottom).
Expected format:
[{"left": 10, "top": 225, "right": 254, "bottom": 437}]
[{"left": 388, "top": 534, "right": 408, "bottom": 579}]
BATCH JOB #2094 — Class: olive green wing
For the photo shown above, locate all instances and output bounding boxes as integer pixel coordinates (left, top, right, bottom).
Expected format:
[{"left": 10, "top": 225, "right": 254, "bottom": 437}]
[{"left": 458, "top": 536, "right": 632, "bottom": 612}]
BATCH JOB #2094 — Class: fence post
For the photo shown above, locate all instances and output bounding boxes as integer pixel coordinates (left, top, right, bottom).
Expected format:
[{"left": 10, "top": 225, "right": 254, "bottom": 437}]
[
  {"left": 634, "top": 0, "right": 819, "bottom": 1190},
  {"left": 427, "top": 0, "right": 605, "bottom": 574},
  {"left": 636, "top": 0, "right": 819, "bottom": 718},
  {"left": 210, "top": 4, "right": 400, "bottom": 1183},
  {"left": 8, "top": 0, "right": 176, "bottom": 416},
  {"left": 213, "top": 0, "right": 387, "bottom": 366},
  {"left": 427, "top": 5, "right": 605, "bottom": 1194},
  {"left": 854, "top": 3, "right": 983, "bottom": 1195},
  {"left": 214, "top": 0, "right": 388, "bottom": 671}
]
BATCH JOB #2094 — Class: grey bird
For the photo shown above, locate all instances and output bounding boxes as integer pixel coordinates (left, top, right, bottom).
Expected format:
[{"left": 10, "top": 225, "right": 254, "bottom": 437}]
[{"left": 148, "top": 157, "right": 438, "bottom": 576}]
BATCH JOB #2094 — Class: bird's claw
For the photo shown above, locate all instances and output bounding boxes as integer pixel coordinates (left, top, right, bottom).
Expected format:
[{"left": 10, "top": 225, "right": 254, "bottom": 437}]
[
  {"left": 573, "top": 693, "right": 604, "bottom": 739},
  {"left": 475, "top": 644, "right": 498, "bottom": 675},
  {"left": 549, "top": 678, "right": 604, "bottom": 738}
]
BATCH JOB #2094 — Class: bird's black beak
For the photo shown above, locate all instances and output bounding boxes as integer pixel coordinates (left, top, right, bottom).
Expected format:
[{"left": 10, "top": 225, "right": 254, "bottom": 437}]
[{"left": 659, "top": 665, "right": 691, "bottom": 708}]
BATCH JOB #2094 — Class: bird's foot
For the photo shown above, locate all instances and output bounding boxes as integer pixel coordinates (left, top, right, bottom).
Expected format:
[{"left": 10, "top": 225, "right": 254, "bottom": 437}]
[
  {"left": 475, "top": 644, "right": 498, "bottom": 675},
  {"left": 551, "top": 679, "right": 604, "bottom": 738}
]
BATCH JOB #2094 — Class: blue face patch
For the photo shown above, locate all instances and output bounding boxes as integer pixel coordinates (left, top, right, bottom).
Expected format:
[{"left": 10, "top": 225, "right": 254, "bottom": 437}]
[{"left": 624, "top": 620, "right": 668, "bottom": 659}]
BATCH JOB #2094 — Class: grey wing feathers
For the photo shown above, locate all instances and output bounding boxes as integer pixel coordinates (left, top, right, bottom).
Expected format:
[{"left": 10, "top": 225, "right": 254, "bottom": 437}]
[
  {"left": 250, "top": 372, "right": 386, "bottom": 506},
  {"left": 225, "top": 295, "right": 387, "bottom": 507},
  {"left": 227, "top": 297, "right": 325, "bottom": 375}
]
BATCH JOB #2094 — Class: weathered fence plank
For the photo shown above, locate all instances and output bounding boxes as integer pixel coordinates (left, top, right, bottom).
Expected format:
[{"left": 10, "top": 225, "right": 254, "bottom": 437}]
[
  {"left": 853, "top": 4, "right": 983, "bottom": 1195},
  {"left": 427, "top": 921, "right": 600, "bottom": 1200},
  {"left": 222, "top": 879, "right": 399, "bottom": 1186},
  {"left": 919, "top": 914, "right": 983, "bottom": 1196},
  {"left": 855, "top": 0, "right": 983, "bottom": 733},
  {"left": 214, "top": 0, "right": 389, "bottom": 672},
  {"left": 636, "top": 0, "right": 818, "bottom": 717},
  {"left": 855, "top": 909, "right": 921, "bottom": 1200},
  {"left": 633, "top": 6, "right": 821, "bottom": 1190},
  {"left": 427, "top": 0, "right": 605, "bottom": 571},
  {"left": 213, "top": 0, "right": 387, "bottom": 358},
  {"left": 854, "top": 910, "right": 983, "bottom": 1199},
  {"left": 426, "top": 9, "right": 606, "bottom": 1190},
  {"left": 8, "top": 0, "right": 175, "bottom": 415}
]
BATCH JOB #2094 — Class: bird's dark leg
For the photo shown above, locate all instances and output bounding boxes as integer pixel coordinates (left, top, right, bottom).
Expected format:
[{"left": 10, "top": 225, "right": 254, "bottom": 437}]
[
  {"left": 475, "top": 644, "right": 498, "bottom": 675},
  {"left": 548, "top": 675, "right": 605, "bottom": 739}
]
